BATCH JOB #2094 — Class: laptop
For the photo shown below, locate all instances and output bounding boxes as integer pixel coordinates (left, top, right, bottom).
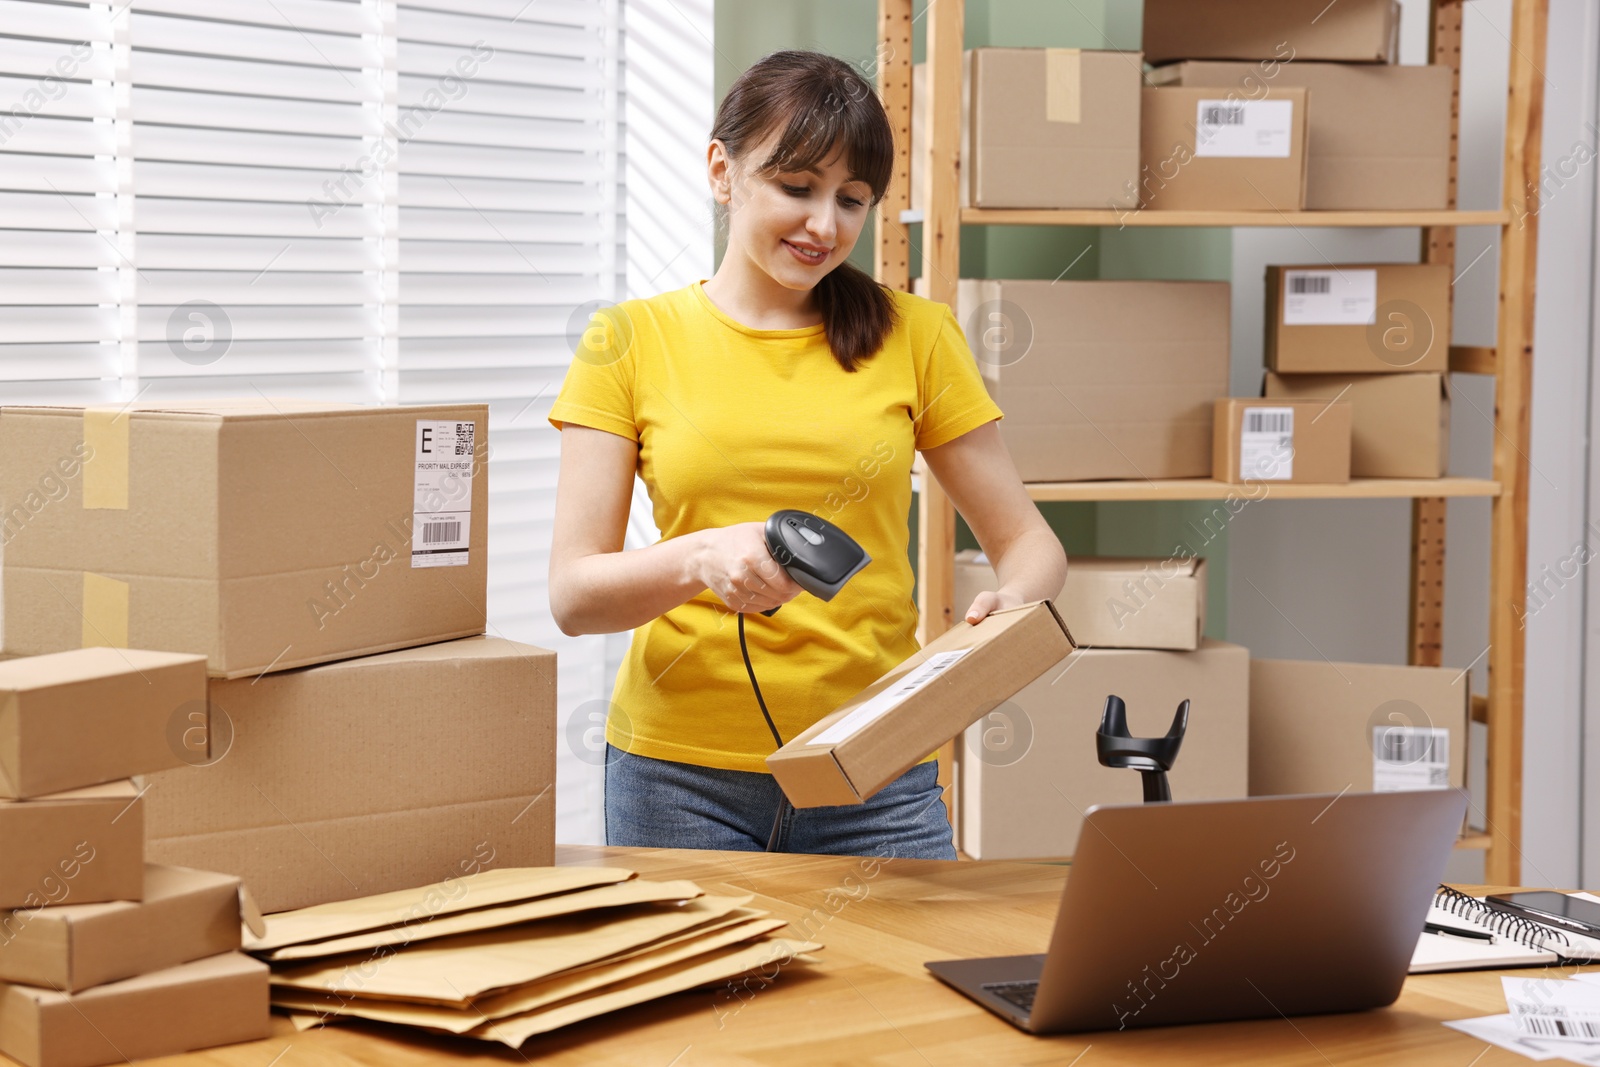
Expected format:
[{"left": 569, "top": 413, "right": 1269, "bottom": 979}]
[{"left": 926, "top": 789, "right": 1468, "bottom": 1034}]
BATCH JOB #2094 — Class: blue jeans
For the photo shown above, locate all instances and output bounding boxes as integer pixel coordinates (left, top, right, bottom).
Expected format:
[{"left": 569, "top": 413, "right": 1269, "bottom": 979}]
[{"left": 604, "top": 745, "right": 956, "bottom": 859}]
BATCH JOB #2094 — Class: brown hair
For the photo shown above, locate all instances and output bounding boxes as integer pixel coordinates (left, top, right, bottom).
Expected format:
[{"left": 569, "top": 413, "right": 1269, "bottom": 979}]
[{"left": 710, "top": 50, "right": 898, "bottom": 373}]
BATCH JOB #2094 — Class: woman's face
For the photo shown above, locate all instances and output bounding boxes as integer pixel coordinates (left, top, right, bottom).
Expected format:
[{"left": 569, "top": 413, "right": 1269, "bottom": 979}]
[{"left": 710, "top": 133, "right": 874, "bottom": 292}]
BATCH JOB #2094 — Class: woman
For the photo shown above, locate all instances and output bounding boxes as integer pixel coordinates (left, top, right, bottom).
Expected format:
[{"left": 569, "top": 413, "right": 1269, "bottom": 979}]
[{"left": 547, "top": 50, "right": 1066, "bottom": 858}]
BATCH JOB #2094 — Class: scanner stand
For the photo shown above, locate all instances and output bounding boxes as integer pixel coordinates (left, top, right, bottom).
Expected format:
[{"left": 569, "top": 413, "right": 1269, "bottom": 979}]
[{"left": 1095, "top": 695, "right": 1190, "bottom": 804}]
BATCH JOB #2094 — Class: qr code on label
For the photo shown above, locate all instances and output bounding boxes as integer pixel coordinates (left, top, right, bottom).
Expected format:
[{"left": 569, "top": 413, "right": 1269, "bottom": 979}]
[{"left": 452, "top": 422, "right": 476, "bottom": 456}]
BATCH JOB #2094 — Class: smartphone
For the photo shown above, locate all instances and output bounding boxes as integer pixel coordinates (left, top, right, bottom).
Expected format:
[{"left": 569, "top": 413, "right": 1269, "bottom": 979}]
[{"left": 1485, "top": 892, "right": 1600, "bottom": 937}]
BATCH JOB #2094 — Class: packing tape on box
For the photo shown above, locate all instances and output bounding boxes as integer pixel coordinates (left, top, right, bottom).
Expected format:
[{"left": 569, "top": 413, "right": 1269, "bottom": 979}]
[
  {"left": 82, "top": 572, "right": 129, "bottom": 648},
  {"left": 1045, "top": 48, "right": 1081, "bottom": 124},
  {"left": 82, "top": 406, "right": 129, "bottom": 510}
]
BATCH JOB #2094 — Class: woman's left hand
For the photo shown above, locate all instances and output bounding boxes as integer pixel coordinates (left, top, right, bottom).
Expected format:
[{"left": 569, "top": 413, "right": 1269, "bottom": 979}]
[{"left": 963, "top": 589, "right": 1025, "bottom": 625}]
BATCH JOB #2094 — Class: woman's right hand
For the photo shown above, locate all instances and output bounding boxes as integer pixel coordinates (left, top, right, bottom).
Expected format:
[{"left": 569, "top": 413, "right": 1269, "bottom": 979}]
[{"left": 692, "top": 522, "right": 807, "bottom": 614}]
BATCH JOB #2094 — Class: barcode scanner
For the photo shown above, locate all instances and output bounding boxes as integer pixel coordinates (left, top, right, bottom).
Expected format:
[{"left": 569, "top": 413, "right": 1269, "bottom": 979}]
[
  {"left": 758, "top": 510, "right": 872, "bottom": 616},
  {"left": 737, "top": 510, "right": 871, "bottom": 852}
]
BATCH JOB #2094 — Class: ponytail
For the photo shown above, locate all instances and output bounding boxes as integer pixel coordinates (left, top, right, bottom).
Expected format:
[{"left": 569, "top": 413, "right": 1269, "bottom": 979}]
[{"left": 814, "top": 261, "right": 898, "bottom": 373}]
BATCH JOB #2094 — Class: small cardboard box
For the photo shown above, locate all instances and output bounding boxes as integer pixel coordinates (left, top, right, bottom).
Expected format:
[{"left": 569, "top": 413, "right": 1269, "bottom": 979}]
[
  {"left": 1139, "top": 86, "right": 1308, "bottom": 211},
  {"left": 1265, "top": 371, "right": 1450, "bottom": 478},
  {"left": 1148, "top": 61, "right": 1451, "bottom": 210},
  {"left": 0, "top": 401, "right": 489, "bottom": 678},
  {"left": 912, "top": 49, "right": 1141, "bottom": 211},
  {"left": 0, "top": 951, "right": 269, "bottom": 1067},
  {"left": 767, "top": 601, "right": 1075, "bottom": 808},
  {"left": 957, "top": 640, "right": 1250, "bottom": 860},
  {"left": 144, "top": 636, "right": 555, "bottom": 914},
  {"left": 0, "top": 648, "right": 207, "bottom": 799},
  {"left": 955, "top": 278, "right": 1231, "bottom": 482},
  {"left": 1142, "top": 0, "right": 1399, "bottom": 64},
  {"left": 955, "top": 550, "right": 1206, "bottom": 651},
  {"left": 1213, "top": 398, "right": 1351, "bottom": 484},
  {"left": 1249, "top": 657, "right": 1468, "bottom": 796},
  {"left": 0, "top": 782, "right": 143, "bottom": 909},
  {"left": 0, "top": 865, "right": 244, "bottom": 992},
  {"left": 1265, "top": 263, "right": 1452, "bottom": 373}
]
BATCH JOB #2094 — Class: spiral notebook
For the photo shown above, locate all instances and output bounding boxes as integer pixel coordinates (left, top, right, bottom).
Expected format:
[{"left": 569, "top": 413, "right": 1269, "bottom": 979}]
[{"left": 1410, "top": 887, "right": 1600, "bottom": 972}]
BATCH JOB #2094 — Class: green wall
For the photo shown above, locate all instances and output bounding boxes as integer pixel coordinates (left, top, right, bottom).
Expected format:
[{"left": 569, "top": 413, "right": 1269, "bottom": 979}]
[{"left": 714, "top": 0, "right": 1230, "bottom": 636}]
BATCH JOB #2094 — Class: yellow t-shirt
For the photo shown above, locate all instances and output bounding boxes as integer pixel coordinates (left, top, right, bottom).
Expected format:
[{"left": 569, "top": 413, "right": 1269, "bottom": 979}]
[{"left": 547, "top": 280, "right": 1005, "bottom": 773}]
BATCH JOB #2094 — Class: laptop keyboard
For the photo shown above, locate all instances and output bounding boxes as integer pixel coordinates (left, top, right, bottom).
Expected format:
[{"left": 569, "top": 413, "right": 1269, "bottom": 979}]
[{"left": 982, "top": 980, "right": 1039, "bottom": 1015}]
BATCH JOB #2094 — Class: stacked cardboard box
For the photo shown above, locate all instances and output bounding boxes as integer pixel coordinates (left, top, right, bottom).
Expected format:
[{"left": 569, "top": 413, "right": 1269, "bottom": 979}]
[
  {"left": 948, "top": 278, "right": 1231, "bottom": 482},
  {"left": 1143, "top": 0, "right": 1401, "bottom": 64},
  {"left": 911, "top": 49, "right": 1142, "bottom": 211},
  {"left": 0, "top": 649, "right": 269, "bottom": 1067},
  {"left": 1258, "top": 264, "right": 1452, "bottom": 478},
  {"left": 1249, "top": 658, "right": 1468, "bottom": 811},
  {"left": 144, "top": 636, "right": 557, "bottom": 913},
  {"left": 1147, "top": 61, "right": 1450, "bottom": 211},
  {"left": 1212, "top": 396, "right": 1353, "bottom": 485},
  {"left": 0, "top": 401, "right": 558, "bottom": 914},
  {"left": 1141, "top": 0, "right": 1449, "bottom": 213},
  {"left": 950, "top": 555, "right": 1250, "bottom": 860},
  {"left": 0, "top": 401, "right": 490, "bottom": 677}
]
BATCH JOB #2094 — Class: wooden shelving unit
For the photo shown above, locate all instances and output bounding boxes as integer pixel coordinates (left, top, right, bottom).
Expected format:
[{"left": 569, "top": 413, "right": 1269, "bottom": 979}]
[
  {"left": 874, "top": 0, "right": 1546, "bottom": 881},
  {"left": 957, "top": 208, "right": 1511, "bottom": 228}
]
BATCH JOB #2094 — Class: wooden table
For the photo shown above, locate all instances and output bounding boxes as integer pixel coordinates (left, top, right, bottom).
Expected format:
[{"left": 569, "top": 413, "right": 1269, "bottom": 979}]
[{"left": 90, "top": 847, "right": 1590, "bottom": 1066}]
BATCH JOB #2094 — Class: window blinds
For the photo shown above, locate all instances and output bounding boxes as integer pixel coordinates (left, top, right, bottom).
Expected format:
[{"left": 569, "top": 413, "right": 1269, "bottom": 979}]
[{"left": 0, "top": 0, "right": 637, "bottom": 844}]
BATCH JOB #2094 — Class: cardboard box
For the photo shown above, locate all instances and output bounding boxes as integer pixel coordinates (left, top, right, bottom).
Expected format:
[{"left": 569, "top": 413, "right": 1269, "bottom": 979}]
[
  {"left": 0, "top": 648, "right": 207, "bottom": 798},
  {"left": 143, "top": 636, "right": 555, "bottom": 913},
  {"left": 1142, "top": 0, "right": 1399, "bottom": 64},
  {"left": 1265, "top": 263, "right": 1451, "bottom": 373},
  {"left": 1148, "top": 61, "right": 1451, "bottom": 210},
  {"left": 1139, "top": 86, "right": 1308, "bottom": 211},
  {"left": 955, "top": 550, "right": 1206, "bottom": 651},
  {"left": 1213, "top": 397, "right": 1352, "bottom": 484},
  {"left": 0, "top": 400, "right": 489, "bottom": 678},
  {"left": 912, "top": 49, "right": 1141, "bottom": 211},
  {"left": 1249, "top": 657, "right": 1468, "bottom": 796},
  {"left": 0, "top": 782, "right": 143, "bottom": 909},
  {"left": 957, "top": 640, "right": 1250, "bottom": 860},
  {"left": 767, "top": 601, "right": 1075, "bottom": 808},
  {"left": 955, "top": 279, "right": 1231, "bottom": 482},
  {"left": 0, "top": 865, "right": 243, "bottom": 992},
  {"left": 0, "top": 951, "right": 269, "bottom": 1067},
  {"left": 1264, "top": 371, "right": 1449, "bottom": 478}
]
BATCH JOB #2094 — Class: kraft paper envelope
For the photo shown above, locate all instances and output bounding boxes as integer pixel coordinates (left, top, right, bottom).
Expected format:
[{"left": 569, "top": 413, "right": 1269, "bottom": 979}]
[
  {"left": 474, "top": 936, "right": 824, "bottom": 1047},
  {"left": 249, "top": 867, "right": 633, "bottom": 951},
  {"left": 270, "top": 914, "right": 787, "bottom": 1034},
  {"left": 263, "top": 879, "right": 704, "bottom": 962},
  {"left": 271, "top": 894, "right": 754, "bottom": 1003},
  {"left": 268, "top": 908, "right": 772, "bottom": 1021}
]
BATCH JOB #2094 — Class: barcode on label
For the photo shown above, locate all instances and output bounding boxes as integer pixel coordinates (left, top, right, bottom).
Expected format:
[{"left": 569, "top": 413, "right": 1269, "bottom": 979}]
[
  {"left": 1201, "top": 105, "right": 1245, "bottom": 126},
  {"left": 1372, "top": 725, "right": 1450, "bottom": 791},
  {"left": 1376, "top": 726, "right": 1445, "bottom": 766},
  {"left": 422, "top": 521, "right": 461, "bottom": 545},
  {"left": 1244, "top": 410, "right": 1292, "bottom": 434},
  {"left": 1517, "top": 1014, "right": 1600, "bottom": 1039},
  {"left": 1288, "top": 275, "right": 1332, "bottom": 295}
]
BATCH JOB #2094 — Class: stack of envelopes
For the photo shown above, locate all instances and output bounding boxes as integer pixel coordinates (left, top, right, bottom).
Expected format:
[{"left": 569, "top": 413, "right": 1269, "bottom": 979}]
[{"left": 245, "top": 866, "right": 822, "bottom": 1047}]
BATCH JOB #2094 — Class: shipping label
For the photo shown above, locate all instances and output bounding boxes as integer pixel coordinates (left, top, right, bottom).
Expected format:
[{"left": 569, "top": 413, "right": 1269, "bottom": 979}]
[
  {"left": 413, "top": 419, "right": 475, "bottom": 568},
  {"left": 1193, "top": 98, "right": 1293, "bottom": 158},
  {"left": 1240, "top": 406, "right": 1294, "bottom": 481}
]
